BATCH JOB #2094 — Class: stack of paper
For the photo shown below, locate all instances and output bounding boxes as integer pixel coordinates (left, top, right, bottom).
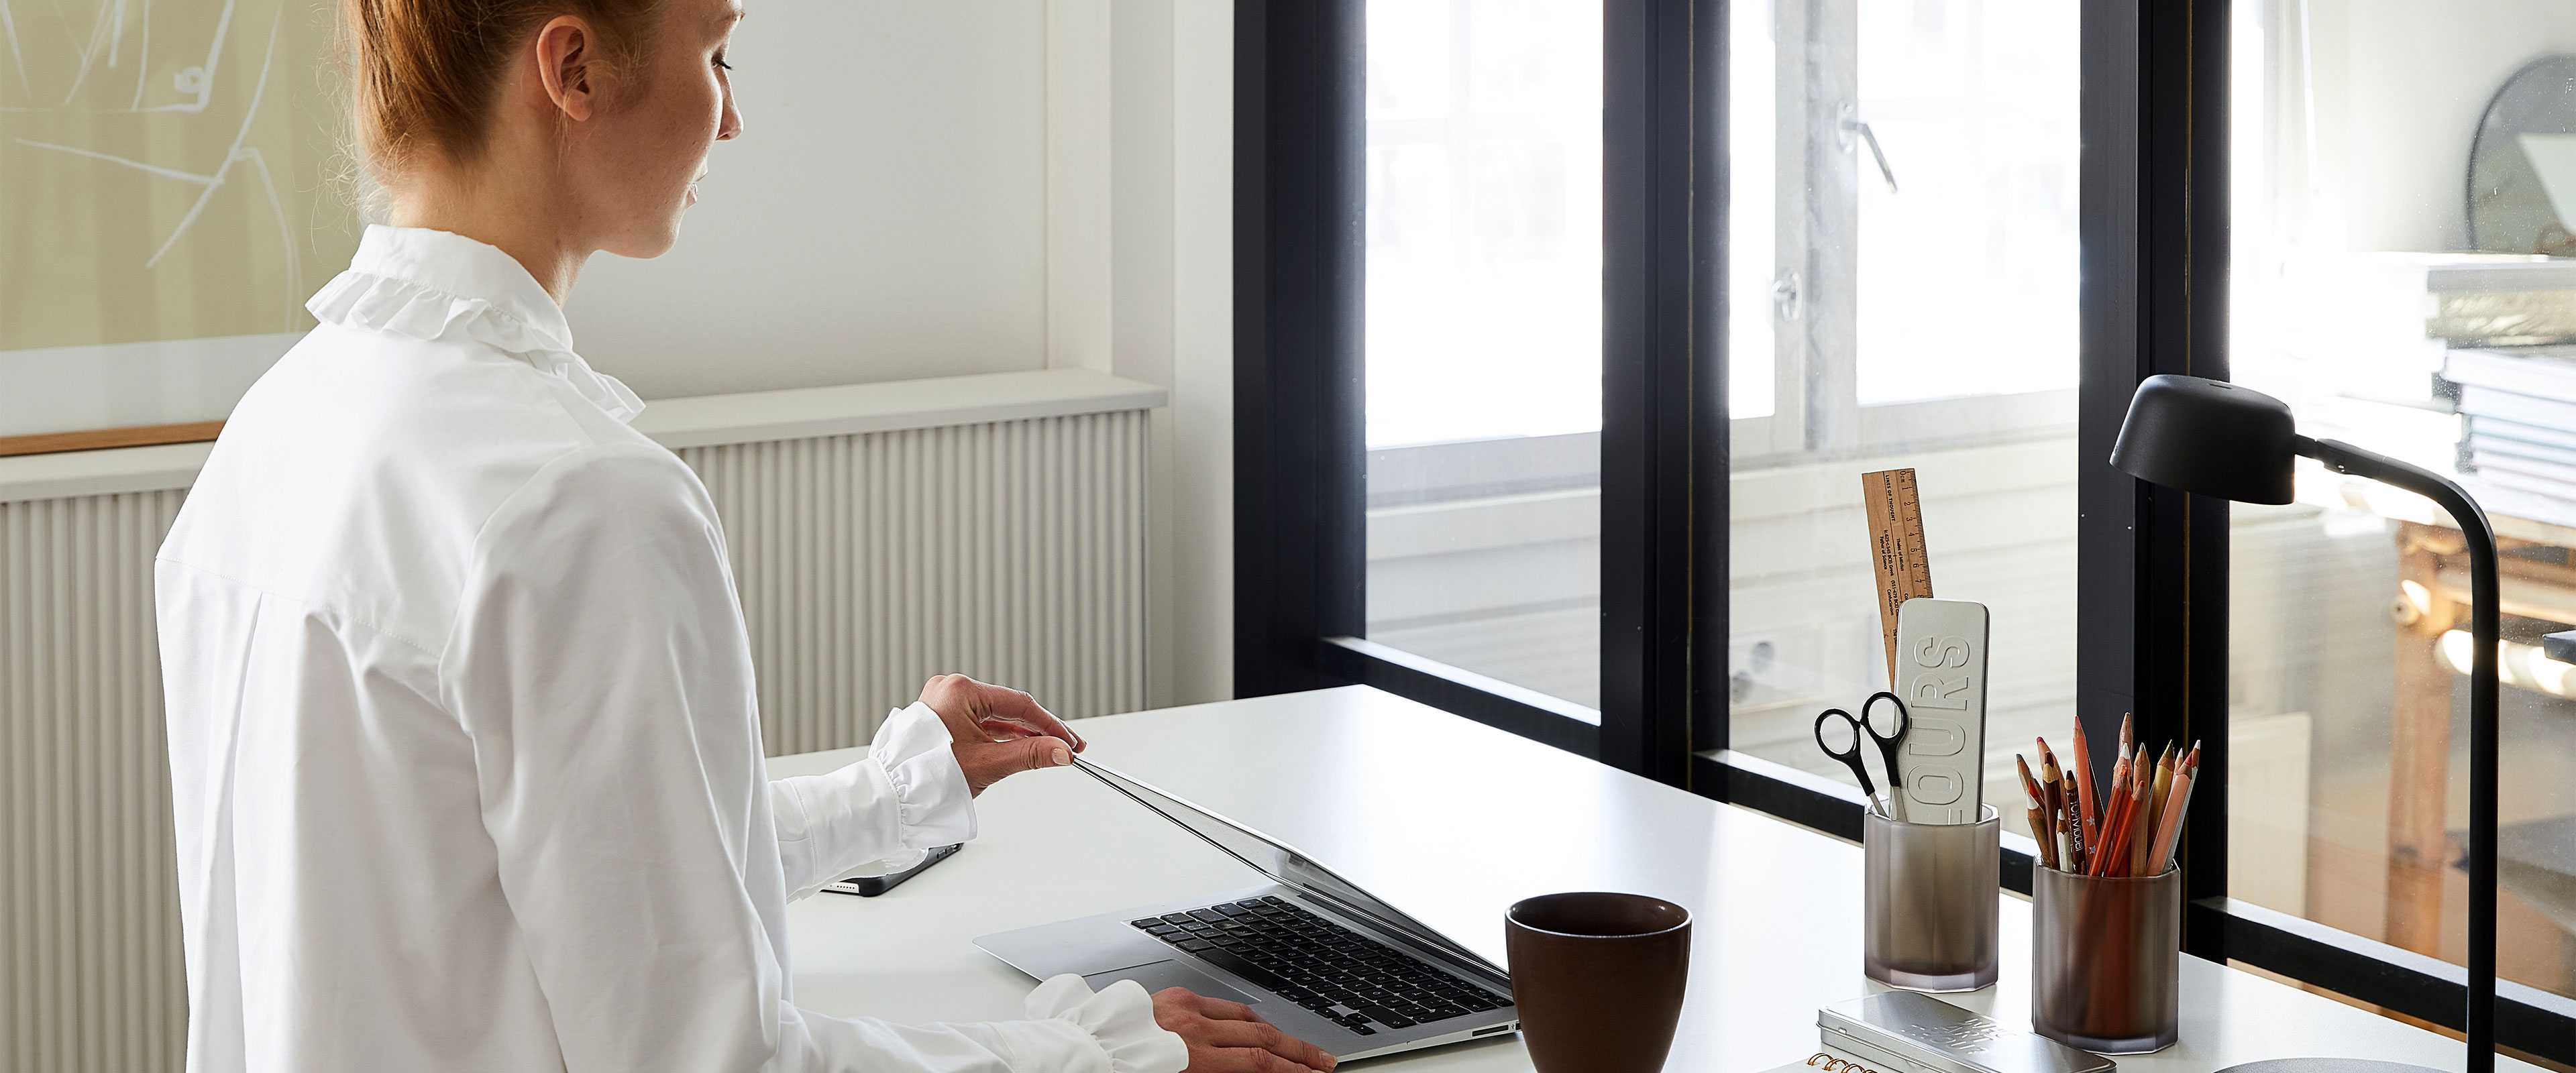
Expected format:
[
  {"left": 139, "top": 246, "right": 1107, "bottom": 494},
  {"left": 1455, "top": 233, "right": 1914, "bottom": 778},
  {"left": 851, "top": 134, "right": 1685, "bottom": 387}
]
[{"left": 2443, "top": 346, "right": 2576, "bottom": 527}]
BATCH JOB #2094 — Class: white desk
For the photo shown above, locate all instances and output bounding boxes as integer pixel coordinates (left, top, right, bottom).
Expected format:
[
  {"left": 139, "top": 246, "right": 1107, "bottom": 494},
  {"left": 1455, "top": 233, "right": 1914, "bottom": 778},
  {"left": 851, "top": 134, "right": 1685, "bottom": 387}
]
[{"left": 770, "top": 686, "right": 2529, "bottom": 1071}]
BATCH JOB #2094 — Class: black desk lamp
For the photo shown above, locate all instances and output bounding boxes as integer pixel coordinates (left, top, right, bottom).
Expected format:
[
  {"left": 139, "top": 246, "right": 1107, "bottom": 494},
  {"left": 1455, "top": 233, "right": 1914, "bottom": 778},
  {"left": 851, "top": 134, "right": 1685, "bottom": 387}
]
[{"left": 2110, "top": 375, "right": 2500, "bottom": 1073}]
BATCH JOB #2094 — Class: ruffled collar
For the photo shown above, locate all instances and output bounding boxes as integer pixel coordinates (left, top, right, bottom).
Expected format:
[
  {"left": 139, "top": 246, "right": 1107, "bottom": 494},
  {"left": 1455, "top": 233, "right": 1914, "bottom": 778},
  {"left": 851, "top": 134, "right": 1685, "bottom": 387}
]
[{"left": 306, "top": 225, "right": 646, "bottom": 424}]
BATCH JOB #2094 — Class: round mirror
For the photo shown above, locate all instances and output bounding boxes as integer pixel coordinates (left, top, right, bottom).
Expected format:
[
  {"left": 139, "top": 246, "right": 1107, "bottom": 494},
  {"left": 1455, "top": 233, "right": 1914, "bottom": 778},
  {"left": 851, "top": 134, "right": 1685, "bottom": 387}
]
[{"left": 2469, "top": 55, "right": 2576, "bottom": 255}]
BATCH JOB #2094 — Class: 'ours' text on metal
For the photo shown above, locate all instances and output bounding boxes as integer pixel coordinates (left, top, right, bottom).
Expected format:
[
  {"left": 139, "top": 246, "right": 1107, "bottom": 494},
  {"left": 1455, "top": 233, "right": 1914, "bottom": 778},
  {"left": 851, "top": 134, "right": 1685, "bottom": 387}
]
[{"left": 1892, "top": 600, "right": 1990, "bottom": 825}]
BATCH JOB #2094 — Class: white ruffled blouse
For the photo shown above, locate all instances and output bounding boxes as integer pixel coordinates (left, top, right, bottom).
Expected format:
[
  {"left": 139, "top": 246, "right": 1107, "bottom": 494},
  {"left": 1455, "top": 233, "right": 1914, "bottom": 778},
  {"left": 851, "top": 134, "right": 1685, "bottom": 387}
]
[{"left": 154, "top": 225, "right": 1185, "bottom": 1073}]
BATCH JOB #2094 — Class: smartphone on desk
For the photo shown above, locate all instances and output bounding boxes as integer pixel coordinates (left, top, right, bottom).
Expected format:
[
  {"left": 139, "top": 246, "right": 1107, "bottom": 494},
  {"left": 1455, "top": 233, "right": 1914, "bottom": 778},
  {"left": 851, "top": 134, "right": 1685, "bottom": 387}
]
[{"left": 823, "top": 843, "right": 961, "bottom": 897}]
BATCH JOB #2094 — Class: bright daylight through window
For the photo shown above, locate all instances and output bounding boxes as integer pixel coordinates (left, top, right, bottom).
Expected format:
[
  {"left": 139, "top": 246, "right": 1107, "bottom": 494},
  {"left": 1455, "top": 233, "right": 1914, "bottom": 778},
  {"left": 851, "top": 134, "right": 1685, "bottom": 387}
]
[
  {"left": 1362, "top": 0, "right": 1606, "bottom": 708},
  {"left": 1723, "top": 0, "right": 2082, "bottom": 825},
  {"left": 2222, "top": 0, "right": 2576, "bottom": 1014}
]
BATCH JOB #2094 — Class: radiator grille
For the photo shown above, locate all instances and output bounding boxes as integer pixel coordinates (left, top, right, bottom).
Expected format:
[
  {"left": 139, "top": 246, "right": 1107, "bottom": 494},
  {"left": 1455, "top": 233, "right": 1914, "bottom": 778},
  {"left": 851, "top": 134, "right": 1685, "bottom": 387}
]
[
  {"left": 680, "top": 412, "right": 1150, "bottom": 752},
  {"left": 3, "top": 490, "right": 190, "bottom": 1073},
  {"left": 0, "top": 409, "right": 1149, "bottom": 1071}
]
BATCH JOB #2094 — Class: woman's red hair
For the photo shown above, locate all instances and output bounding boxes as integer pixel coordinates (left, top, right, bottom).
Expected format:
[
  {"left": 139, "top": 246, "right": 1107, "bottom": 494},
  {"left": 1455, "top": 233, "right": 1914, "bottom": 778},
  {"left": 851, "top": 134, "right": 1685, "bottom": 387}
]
[{"left": 341, "top": 0, "right": 661, "bottom": 178}]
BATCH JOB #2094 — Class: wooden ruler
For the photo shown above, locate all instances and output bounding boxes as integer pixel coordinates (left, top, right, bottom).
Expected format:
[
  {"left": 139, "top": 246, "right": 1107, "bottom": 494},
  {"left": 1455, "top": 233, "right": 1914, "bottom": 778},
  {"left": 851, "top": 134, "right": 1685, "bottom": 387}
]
[{"left": 1862, "top": 468, "right": 1934, "bottom": 687}]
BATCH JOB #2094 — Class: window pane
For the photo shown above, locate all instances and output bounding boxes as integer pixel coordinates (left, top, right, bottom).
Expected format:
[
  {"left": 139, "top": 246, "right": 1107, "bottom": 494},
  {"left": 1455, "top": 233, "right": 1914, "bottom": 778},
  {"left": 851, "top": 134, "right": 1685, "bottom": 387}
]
[
  {"left": 1725, "top": 0, "right": 2080, "bottom": 826},
  {"left": 1730, "top": 0, "right": 1777, "bottom": 421},
  {"left": 2228, "top": 0, "right": 2576, "bottom": 1009},
  {"left": 1362, "top": 0, "right": 1602, "bottom": 708},
  {"left": 1854, "top": 1, "right": 2080, "bottom": 406}
]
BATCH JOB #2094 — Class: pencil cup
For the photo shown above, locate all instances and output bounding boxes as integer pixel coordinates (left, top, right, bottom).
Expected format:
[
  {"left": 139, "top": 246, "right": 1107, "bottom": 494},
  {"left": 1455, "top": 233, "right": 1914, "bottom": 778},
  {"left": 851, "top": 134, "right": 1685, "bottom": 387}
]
[
  {"left": 2031, "top": 864, "right": 2180, "bottom": 1054},
  {"left": 1861, "top": 804, "right": 2000, "bottom": 992}
]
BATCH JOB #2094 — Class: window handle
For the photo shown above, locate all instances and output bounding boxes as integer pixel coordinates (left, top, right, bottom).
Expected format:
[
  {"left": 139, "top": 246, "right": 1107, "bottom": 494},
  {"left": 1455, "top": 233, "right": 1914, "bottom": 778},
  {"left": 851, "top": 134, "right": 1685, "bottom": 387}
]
[{"left": 1837, "top": 103, "right": 1898, "bottom": 194}]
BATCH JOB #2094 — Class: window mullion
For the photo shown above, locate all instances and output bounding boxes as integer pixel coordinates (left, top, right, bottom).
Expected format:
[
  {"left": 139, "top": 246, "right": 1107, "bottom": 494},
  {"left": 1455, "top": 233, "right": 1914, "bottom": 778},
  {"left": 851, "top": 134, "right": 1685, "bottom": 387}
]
[
  {"left": 1798, "top": 0, "right": 1861, "bottom": 454},
  {"left": 1760, "top": 0, "right": 1811, "bottom": 459}
]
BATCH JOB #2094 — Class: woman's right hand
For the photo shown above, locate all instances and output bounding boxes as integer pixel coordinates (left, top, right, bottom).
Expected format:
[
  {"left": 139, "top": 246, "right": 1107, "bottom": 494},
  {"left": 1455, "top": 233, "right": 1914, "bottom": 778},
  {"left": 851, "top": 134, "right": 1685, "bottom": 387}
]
[
  {"left": 1151, "top": 986, "right": 1337, "bottom": 1072},
  {"left": 916, "top": 674, "right": 1085, "bottom": 795}
]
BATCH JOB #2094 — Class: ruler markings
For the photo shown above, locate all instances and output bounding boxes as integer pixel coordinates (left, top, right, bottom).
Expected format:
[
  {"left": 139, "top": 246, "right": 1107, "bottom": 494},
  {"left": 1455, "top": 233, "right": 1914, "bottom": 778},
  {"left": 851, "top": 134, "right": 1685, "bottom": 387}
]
[{"left": 1861, "top": 467, "right": 1934, "bottom": 687}]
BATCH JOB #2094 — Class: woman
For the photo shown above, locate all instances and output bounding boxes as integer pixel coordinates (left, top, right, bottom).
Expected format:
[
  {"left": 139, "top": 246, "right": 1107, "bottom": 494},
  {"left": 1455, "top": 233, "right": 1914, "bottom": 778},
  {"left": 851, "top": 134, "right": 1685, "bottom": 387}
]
[{"left": 151, "top": 1, "right": 1334, "bottom": 1070}]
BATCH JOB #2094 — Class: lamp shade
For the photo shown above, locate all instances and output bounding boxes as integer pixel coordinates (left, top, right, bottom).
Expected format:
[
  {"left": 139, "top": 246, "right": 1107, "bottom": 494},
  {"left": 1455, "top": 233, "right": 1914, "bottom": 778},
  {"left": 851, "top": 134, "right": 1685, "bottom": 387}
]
[{"left": 2108, "top": 374, "right": 2300, "bottom": 504}]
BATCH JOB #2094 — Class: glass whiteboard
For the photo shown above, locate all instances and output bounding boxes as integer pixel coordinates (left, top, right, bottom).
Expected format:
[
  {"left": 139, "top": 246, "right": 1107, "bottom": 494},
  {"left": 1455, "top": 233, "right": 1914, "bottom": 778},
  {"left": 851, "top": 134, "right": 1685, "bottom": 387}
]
[{"left": 0, "top": 0, "right": 358, "bottom": 449}]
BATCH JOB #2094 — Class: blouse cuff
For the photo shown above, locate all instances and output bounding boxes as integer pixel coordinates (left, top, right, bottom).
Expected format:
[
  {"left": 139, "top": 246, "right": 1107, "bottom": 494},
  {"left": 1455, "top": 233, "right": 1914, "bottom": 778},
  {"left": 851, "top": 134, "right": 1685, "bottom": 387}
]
[
  {"left": 1024, "top": 974, "right": 1189, "bottom": 1073},
  {"left": 871, "top": 701, "right": 975, "bottom": 849},
  {"left": 772, "top": 703, "right": 975, "bottom": 889}
]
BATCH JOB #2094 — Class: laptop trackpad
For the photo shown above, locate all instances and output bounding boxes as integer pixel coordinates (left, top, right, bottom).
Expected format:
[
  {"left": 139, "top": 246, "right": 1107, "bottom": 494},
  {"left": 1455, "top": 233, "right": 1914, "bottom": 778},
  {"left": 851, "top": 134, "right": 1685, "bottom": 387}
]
[{"left": 1084, "top": 960, "right": 1259, "bottom": 1005}]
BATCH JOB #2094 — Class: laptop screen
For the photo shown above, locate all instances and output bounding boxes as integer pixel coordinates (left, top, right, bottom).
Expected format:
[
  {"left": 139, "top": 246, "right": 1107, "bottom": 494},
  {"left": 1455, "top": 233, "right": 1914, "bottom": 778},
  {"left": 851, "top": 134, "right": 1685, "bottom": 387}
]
[{"left": 1069, "top": 754, "right": 1503, "bottom": 977}]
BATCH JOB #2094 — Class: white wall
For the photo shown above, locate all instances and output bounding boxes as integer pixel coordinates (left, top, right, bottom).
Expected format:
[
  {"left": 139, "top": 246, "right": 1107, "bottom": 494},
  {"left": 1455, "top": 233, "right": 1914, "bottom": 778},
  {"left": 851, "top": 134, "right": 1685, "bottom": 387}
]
[
  {"left": 1168, "top": 2, "right": 1237, "bottom": 706},
  {"left": 1053, "top": 0, "right": 1236, "bottom": 706},
  {"left": 578, "top": 1, "right": 1050, "bottom": 400},
  {"left": 2292, "top": 0, "right": 2576, "bottom": 253},
  {"left": 590, "top": 0, "right": 1238, "bottom": 708}
]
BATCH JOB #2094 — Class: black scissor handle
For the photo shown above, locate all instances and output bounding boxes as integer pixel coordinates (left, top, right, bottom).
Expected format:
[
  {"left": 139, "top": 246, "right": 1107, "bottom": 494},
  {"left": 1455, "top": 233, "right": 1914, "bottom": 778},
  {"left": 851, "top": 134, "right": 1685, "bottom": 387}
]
[
  {"left": 1812, "top": 708, "right": 1863, "bottom": 758},
  {"left": 1813, "top": 706, "right": 1880, "bottom": 799},
  {"left": 1858, "top": 691, "right": 1911, "bottom": 745}
]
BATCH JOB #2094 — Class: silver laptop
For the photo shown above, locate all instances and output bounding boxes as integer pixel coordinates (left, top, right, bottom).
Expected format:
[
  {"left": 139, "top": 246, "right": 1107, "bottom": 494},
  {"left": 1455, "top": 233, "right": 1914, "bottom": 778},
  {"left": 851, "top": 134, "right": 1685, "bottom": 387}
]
[{"left": 973, "top": 755, "right": 1520, "bottom": 1061}]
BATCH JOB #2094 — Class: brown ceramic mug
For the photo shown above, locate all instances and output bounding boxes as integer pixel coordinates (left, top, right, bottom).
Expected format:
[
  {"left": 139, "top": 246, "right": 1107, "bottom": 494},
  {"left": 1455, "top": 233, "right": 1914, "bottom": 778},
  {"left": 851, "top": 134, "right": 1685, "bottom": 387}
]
[{"left": 1505, "top": 891, "right": 1692, "bottom": 1073}]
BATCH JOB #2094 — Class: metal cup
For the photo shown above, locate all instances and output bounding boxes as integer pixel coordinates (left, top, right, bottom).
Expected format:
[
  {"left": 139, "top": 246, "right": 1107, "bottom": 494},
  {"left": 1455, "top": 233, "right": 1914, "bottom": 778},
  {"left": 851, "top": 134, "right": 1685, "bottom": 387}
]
[
  {"left": 2031, "top": 863, "right": 2180, "bottom": 1054},
  {"left": 1862, "top": 803, "right": 2001, "bottom": 992}
]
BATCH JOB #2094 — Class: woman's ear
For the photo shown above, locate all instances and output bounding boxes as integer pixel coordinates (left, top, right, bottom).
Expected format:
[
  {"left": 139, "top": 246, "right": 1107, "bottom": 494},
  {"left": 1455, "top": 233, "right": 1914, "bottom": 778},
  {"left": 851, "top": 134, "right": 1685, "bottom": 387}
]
[{"left": 533, "top": 16, "right": 597, "bottom": 121}]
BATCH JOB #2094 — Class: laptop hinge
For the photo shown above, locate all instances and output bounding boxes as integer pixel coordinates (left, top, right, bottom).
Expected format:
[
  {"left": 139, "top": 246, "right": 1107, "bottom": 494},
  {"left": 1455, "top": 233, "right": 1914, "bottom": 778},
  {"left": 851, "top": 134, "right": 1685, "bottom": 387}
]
[{"left": 1282, "top": 867, "right": 1509, "bottom": 986}]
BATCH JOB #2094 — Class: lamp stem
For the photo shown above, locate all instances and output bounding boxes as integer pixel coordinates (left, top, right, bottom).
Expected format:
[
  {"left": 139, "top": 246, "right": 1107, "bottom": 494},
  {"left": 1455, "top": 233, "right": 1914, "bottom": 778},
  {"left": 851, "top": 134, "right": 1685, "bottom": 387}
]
[{"left": 2302, "top": 437, "right": 2498, "bottom": 1073}]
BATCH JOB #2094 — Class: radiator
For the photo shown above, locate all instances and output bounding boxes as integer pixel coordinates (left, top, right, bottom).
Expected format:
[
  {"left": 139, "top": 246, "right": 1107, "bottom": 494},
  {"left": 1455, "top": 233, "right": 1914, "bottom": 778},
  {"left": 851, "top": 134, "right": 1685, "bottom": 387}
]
[
  {"left": 682, "top": 412, "right": 1150, "bottom": 752},
  {"left": 0, "top": 406, "right": 1150, "bottom": 1072}
]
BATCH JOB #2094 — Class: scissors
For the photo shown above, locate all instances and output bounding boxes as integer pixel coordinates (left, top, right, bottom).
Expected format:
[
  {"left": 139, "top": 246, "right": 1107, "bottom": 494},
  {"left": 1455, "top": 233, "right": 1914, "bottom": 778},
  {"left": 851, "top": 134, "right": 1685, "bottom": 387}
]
[{"left": 1813, "top": 691, "right": 1913, "bottom": 821}]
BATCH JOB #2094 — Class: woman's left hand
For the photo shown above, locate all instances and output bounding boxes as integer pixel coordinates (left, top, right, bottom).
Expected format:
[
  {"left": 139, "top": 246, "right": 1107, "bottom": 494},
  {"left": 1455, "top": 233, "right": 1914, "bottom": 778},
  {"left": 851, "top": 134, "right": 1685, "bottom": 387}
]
[{"left": 918, "top": 674, "right": 1088, "bottom": 795}]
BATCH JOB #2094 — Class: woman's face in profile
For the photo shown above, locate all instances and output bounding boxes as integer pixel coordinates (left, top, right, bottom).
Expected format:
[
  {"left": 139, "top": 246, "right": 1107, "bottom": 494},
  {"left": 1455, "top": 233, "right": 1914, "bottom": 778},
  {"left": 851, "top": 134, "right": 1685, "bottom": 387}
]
[{"left": 578, "top": 0, "right": 745, "bottom": 259}]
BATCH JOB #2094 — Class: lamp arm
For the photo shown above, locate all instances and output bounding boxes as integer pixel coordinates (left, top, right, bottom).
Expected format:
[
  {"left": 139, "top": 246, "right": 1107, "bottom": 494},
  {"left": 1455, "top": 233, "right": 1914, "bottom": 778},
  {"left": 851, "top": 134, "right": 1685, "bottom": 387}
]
[{"left": 2300, "top": 437, "right": 2499, "bottom": 1073}]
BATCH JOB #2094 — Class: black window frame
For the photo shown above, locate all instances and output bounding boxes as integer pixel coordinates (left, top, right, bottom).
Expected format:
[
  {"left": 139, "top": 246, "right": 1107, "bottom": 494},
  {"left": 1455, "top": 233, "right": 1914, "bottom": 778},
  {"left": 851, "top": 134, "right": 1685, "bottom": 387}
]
[
  {"left": 1234, "top": 0, "right": 1699, "bottom": 769},
  {"left": 1232, "top": 1, "right": 2576, "bottom": 1062}
]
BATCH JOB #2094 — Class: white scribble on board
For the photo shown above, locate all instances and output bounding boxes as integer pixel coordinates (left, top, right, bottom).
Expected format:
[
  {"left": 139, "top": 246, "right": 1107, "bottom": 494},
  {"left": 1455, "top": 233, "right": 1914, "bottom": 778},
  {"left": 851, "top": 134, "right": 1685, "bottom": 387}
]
[
  {"left": 60, "top": 0, "right": 111, "bottom": 105},
  {"left": 1, "top": 1, "right": 31, "bottom": 97},
  {"left": 9, "top": 2, "right": 301, "bottom": 327},
  {"left": 1, "top": 0, "right": 230, "bottom": 113}
]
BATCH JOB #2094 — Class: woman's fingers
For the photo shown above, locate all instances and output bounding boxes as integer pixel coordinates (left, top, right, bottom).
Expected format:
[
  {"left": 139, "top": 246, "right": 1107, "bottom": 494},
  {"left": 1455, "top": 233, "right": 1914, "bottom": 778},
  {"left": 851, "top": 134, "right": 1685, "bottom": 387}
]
[
  {"left": 953, "top": 735, "right": 1076, "bottom": 795},
  {"left": 920, "top": 674, "right": 1084, "bottom": 754},
  {"left": 1193, "top": 1020, "right": 1335, "bottom": 1071},
  {"left": 1153, "top": 987, "right": 1332, "bottom": 1072},
  {"left": 968, "top": 681, "right": 1085, "bottom": 751},
  {"left": 1196, "top": 1047, "right": 1327, "bottom": 1073},
  {"left": 1192, "top": 993, "right": 1267, "bottom": 1023},
  {"left": 974, "top": 714, "right": 1049, "bottom": 742}
]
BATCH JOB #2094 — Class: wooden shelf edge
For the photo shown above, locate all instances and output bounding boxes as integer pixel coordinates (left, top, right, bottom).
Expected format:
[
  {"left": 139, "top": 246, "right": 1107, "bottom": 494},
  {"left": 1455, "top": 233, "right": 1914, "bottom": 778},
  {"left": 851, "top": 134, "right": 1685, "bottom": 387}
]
[{"left": 0, "top": 421, "right": 224, "bottom": 458}]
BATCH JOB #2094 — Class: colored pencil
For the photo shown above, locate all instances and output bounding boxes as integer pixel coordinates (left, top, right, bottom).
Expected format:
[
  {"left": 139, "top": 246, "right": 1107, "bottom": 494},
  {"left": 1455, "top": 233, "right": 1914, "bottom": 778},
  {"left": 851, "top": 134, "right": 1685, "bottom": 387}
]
[
  {"left": 2015, "top": 752, "right": 2046, "bottom": 804},
  {"left": 2145, "top": 741, "right": 2202, "bottom": 873},
  {"left": 2084, "top": 794, "right": 2121, "bottom": 876},
  {"left": 2015, "top": 754, "right": 2057, "bottom": 870},
  {"left": 2070, "top": 718, "right": 2102, "bottom": 848},
  {"left": 2061, "top": 771, "right": 2088, "bottom": 872},
  {"left": 2090, "top": 748, "right": 2137, "bottom": 877},
  {"left": 2105, "top": 746, "right": 2132, "bottom": 817},
  {"left": 2088, "top": 755, "right": 2118, "bottom": 876},
  {"left": 2149, "top": 744, "right": 2176, "bottom": 827},
  {"left": 2127, "top": 749, "right": 2154, "bottom": 877},
  {"left": 2015, "top": 755, "right": 2056, "bottom": 868},
  {"left": 2037, "top": 741, "right": 2065, "bottom": 834},
  {"left": 2039, "top": 740, "right": 2069, "bottom": 868}
]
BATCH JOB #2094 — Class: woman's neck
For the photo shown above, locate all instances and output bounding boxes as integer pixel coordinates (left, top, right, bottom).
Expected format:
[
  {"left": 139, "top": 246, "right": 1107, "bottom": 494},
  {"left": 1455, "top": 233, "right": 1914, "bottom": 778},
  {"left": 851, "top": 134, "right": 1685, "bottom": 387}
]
[{"left": 388, "top": 162, "right": 586, "bottom": 305}]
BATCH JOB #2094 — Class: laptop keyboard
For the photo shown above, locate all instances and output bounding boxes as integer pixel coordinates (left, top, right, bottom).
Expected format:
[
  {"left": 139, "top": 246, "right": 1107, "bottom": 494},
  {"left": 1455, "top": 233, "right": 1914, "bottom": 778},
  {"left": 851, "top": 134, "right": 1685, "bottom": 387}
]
[{"left": 1128, "top": 896, "right": 1511, "bottom": 1037}]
